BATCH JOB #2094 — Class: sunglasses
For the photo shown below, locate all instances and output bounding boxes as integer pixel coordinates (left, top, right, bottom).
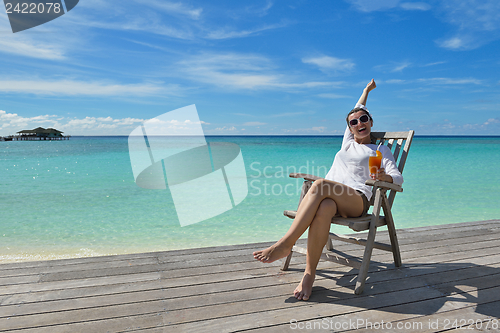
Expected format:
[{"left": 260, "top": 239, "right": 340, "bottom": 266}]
[{"left": 349, "top": 114, "right": 371, "bottom": 127}]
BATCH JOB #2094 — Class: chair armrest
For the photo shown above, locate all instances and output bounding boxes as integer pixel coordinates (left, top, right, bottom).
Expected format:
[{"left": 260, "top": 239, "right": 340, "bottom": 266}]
[
  {"left": 289, "top": 173, "right": 322, "bottom": 181},
  {"left": 365, "top": 179, "right": 403, "bottom": 192},
  {"left": 288, "top": 174, "right": 402, "bottom": 192}
]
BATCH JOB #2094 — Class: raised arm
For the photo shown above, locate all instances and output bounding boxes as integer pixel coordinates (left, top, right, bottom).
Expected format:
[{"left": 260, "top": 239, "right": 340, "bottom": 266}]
[{"left": 356, "top": 79, "right": 377, "bottom": 107}]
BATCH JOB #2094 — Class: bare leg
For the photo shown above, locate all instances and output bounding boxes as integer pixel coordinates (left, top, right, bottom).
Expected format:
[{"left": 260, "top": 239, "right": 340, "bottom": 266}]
[
  {"left": 253, "top": 179, "right": 363, "bottom": 263},
  {"left": 252, "top": 182, "right": 327, "bottom": 263},
  {"left": 294, "top": 198, "right": 336, "bottom": 300}
]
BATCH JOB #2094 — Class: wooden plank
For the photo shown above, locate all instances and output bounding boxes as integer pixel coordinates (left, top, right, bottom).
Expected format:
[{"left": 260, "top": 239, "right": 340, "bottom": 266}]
[
  {"left": 0, "top": 241, "right": 268, "bottom": 271},
  {"left": 0, "top": 246, "right": 262, "bottom": 279},
  {"left": 1, "top": 231, "right": 498, "bottom": 302},
  {"left": 165, "top": 276, "right": 500, "bottom": 332},
  {"left": 3, "top": 219, "right": 496, "bottom": 282},
  {"left": 328, "top": 232, "right": 392, "bottom": 252},
  {"left": 292, "top": 245, "right": 362, "bottom": 269},
  {"left": 4, "top": 250, "right": 500, "bottom": 324},
  {"left": 4, "top": 259, "right": 500, "bottom": 332},
  {"left": 2, "top": 228, "right": 493, "bottom": 286},
  {"left": 261, "top": 298, "right": 500, "bottom": 333},
  {"left": 0, "top": 230, "right": 496, "bottom": 296},
  {"left": 0, "top": 221, "right": 499, "bottom": 333},
  {"left": 371, "top": 131, "right": 412, "bottom": 140},
  {"left": 4, "top": 248, "right": 500, "bottom": 317},
  {"left": 350, "top": 303, "right": 500, "bottom": 332}
]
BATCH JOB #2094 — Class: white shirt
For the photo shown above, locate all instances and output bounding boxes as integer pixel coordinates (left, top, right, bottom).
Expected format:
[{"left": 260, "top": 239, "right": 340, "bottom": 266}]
[{"left": 325, "top": 106, "right": 403, "bottom": 200}]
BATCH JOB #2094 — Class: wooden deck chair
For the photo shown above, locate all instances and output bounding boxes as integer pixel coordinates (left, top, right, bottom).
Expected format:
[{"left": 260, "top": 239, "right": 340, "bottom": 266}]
[{"left": 281, "top": 130, "right": 415, "bottom": 295}]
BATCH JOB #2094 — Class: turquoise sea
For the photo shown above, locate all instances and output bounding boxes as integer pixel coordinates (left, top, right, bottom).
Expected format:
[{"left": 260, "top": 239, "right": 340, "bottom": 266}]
[{"left": 1, "top": 136, "right": 500, "bottom": 262}]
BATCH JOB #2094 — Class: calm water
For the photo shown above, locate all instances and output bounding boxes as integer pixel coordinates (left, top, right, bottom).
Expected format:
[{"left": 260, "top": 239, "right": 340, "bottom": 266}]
[{"left": 1, "top": 136, "right": 499, "bottom": 262}]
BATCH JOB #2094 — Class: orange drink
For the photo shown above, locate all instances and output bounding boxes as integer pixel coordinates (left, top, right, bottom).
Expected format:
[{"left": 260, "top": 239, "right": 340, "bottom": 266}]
[{"left": 369, "top": 150, "right": 382, "bottom": 175}]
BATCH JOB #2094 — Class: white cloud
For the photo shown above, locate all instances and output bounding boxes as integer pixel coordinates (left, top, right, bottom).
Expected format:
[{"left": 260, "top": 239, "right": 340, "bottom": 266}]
[
  {"left": 270, "top": 82, "right": 333, "bottom": 89},
  {"left": 346, "top": 0, "right": 431, "bottom": 12},
  {"left": 0, "top": 12, "right": 72, "bottom": 60},
  {"left": 0, "top": 79, "right": 172, "bottom": 96},
  {"left": 446, "top": 117, "right": 500, "bottom": 134},
  {"left": 392, "top": 62, "right": 412, "bottom": 72},
  {"left": 417, "top": 78, "right": 482, "bottom": 85},
  {"left": 61, "top": 0, "right": 197, "bottom": 40},
  {"left": 440, "top": 1, "right": 500, "bottom": 32},
  {"left": 245, "top": 1, "right": 274, "bottom": 17},
  {"left": 311, "top": 126, "right": 326, "bottom": 132},
  {"left": 243, "top": 122, "right": 267, "bottom": 126},
  {"left": 270, "top": 111, "right": 314, "bottom": 118},
  {"left": 317, "top": 93, "right": 351, "bottom": 99},
  {"left": 374, "top": 61, "right": 411, "bottom": 73},
  {"left": 436, "top": 1, "right": 500, "bottom": 50},
  {"left": 484, "top": 118, "right": 500, "bottom": 125},
  {"left": 133, "top": 0, "right": 203, "bottom": 20},
  {"left": 205, "top": 22, "right": 287, "bottom": 40},
  {"left": 282, "top": 126, "right": 337, "bottom": 134},
  {"left": 384, "top": 79, "right": 407, "bottom": 84},
  {"left": 203, "top": 3, "right": 288, "bottom": 40},
  {"left": 438, "top": 36, "right": 466, "bottom": 50},
  {"left": 70, "top": 13, "right": 194, "bottom": 40},
  {"left": 345, "top": 0, "right": 500, "bottom": 50},
  {"left": 214, "top": 126, "right": 237, "bottom": 131},
  {"left": 422, "top": 61, "right": 447, "bottom": 67},
  {"left": 302, "top": 56, "right": 355, "bottom": 72},
  {"left": 0, "top": 38, "right": 66, "bottom": 60},
  {"left": 0, "top": 110, "right": 146, "bottom": 136},
  {"left": 384, "top": 77, "right": 482, "bottom": 89},
  {"left": 0, "top": 110, "right": 58, "bottom": 130},
  {"left": 69, "top": 0, "right": 286, "bottom": 42},
  {"left": 346, "top": 0, "right": 399, "bottom": 12},
  {"left": 400, "top": 2, "right": 431, "bottom": 11},
  {"left": 176, "top": 53, "right": 334, "bottom": 90}
]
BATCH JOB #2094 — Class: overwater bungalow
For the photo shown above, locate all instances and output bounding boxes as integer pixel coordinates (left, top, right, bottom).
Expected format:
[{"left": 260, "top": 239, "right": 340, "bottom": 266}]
[{"left": 15, "top": 127, "right": 70, "bottom": 140}]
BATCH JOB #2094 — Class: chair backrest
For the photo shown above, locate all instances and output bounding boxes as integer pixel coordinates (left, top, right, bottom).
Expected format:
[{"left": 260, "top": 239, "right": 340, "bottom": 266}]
[{"left": 370, "top": 130, "right": 415, "bottom": 207}]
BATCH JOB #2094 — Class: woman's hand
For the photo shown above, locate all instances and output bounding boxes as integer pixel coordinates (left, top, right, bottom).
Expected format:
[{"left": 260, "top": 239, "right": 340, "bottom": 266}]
[
  {"left": 365, "top": 79, "right": 376, "bottom": 93},
  {"left": 371, "top": 168, "right": 393, "bottom": 183},
  {"left": 357, "top": 79, "right": 377, "bottom": 106}
]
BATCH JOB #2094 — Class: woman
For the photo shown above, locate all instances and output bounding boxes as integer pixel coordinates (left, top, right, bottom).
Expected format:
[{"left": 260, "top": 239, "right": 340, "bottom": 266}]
[{"left": 253, "top": 79, "right": 403, "bottom": 300}]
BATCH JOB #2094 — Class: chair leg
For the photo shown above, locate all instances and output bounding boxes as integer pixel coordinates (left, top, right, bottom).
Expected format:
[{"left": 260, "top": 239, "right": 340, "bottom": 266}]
[
  {"left": 354, "top": 188, "right": 383, "bottom": 295},
  {"left": 354, "top": 224, "right": 377, "bottom": 294},
  {"left": 281, "top": 250, "right": 294, "bottom": 271},
  {"left": 326, "top": 236, "right": 334, "bottom": 251},
  {"left": 382, "top": 195, "right": 402, "bottom": 267}
]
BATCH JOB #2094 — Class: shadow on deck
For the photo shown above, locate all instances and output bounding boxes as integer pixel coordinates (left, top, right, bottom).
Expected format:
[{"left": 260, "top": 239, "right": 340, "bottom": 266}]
[{"left": 1, "top": 220, "right": 499, "bottom": 332}]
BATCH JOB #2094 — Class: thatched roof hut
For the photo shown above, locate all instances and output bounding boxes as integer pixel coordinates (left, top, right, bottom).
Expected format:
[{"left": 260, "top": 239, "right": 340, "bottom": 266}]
[
  {"left": 15, "top": 127, "right": 69, "bottom": 140},
  {"left": 17, "top": 127, "right": 63, "bottom": 136}
]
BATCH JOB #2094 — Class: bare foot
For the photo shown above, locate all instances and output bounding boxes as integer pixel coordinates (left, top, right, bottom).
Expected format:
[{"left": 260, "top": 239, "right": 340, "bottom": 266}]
[
  {"left": 253, "top": 241, "right": 292, "bottom": 263},
  {"left": 294, "top": 273, "right": 315, "bottom": 301}
]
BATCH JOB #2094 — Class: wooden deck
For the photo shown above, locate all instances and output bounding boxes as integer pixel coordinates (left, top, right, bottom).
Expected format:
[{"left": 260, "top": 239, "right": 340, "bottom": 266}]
[{"left": 1, "top": 220, "right": 499, "bottom": 332}]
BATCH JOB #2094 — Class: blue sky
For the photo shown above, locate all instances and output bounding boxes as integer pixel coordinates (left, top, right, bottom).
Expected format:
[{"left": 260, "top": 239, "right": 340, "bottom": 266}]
[{"left": 1, "top": 0, "right": 499, "bottom": 136}]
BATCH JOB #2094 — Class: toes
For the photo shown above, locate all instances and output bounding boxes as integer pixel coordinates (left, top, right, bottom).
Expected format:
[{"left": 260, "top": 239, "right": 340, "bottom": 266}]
[
  {"left": 253, "top": 251, "right": 265, "bottom": 260},
  {"left": 253, "top": 252, "right": 270, "bottom": 263},
  {"left": 293, "top": 289, "right": 305, "bottom": 300}
]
